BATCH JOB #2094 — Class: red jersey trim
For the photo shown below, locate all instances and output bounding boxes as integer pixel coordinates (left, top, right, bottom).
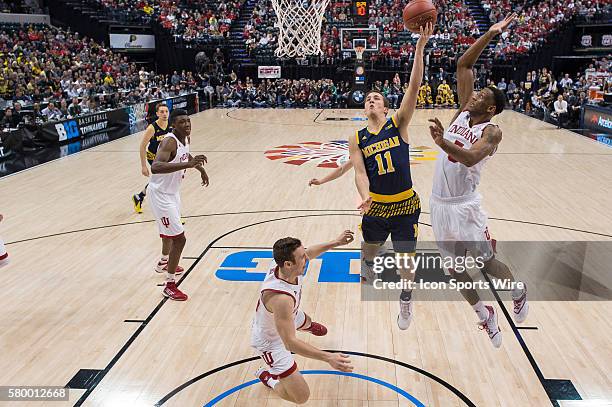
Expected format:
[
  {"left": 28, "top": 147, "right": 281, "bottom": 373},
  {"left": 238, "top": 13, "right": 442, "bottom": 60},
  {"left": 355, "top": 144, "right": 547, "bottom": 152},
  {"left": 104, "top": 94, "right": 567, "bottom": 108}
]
[{"left": 260, "top": 289, "right": 297, "bottom": 312}]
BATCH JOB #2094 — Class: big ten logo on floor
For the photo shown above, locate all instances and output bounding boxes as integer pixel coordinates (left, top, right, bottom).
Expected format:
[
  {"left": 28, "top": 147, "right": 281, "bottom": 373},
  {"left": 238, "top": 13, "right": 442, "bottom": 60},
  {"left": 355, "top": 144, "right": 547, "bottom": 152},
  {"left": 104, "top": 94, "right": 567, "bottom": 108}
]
[
  {"left": 214, "top": 250, "right": 450, "bottom": 284},
  {"left": 215, "top": 250, "right": 361, "bottom": 283}
]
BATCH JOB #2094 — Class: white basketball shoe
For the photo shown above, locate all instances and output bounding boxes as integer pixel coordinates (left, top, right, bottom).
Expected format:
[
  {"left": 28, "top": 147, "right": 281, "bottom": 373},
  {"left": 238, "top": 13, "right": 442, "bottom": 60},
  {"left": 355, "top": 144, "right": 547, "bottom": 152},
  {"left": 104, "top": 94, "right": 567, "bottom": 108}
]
[{"left": 478, "top": 305, "right": 502, "bottom": 348}]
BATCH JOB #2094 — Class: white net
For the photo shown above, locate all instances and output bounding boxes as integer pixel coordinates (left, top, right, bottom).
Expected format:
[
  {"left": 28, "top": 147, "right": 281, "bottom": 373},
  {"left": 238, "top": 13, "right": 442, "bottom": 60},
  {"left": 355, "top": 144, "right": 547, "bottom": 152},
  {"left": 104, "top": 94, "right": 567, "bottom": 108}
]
[
  {"left": 355, "top": 46, "right": 365, "bottom": 60},
  {"left": 271, "top": 0, "right": 331, "bottom": 58}
]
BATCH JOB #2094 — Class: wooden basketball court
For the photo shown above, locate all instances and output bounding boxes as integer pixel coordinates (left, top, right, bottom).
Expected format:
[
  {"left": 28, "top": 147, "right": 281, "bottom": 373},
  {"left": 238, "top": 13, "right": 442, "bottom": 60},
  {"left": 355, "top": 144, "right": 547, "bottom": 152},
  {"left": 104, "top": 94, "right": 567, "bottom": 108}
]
[{"left": 1, "top": 108, "right": 610, "bottom": 407}]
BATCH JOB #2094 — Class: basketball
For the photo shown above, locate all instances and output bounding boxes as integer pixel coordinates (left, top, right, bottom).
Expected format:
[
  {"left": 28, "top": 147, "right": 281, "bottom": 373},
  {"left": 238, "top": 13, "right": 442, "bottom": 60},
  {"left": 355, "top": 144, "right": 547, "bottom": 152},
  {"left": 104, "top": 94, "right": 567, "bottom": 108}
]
[{"left": 403, "top": 0, "right": 437, "bottom": 33}]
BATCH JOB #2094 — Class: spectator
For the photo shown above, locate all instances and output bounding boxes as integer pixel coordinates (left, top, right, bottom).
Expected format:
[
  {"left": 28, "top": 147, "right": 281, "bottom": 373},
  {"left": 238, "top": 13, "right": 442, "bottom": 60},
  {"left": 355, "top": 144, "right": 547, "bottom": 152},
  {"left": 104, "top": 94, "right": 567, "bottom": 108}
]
[
  {"left": 41, "top": 102, "right": 63, "bottom": 121},
  {"left": 497, "top": 78, "right": 507, "bottom": 91},
  {"left": 1, "top": 107, "right": 20, "bottom": 128},
  {"left": 553, "top": 94, "right": 568, "bottom": 128},
  {"left": 12, "top": 102, "right": 23, "bottom": 123},
  {"left": 559, "top": 73, "right": 573, "bottom": 90},
  {"left": 68, "top": 97, "right": 83, "bottom": 117}
]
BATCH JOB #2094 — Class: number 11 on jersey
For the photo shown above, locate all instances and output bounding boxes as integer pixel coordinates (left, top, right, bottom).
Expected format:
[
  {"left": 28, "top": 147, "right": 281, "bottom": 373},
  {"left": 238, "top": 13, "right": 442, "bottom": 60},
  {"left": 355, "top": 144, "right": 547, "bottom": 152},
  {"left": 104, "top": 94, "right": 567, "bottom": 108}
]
[{"left": 375, "top": 151, "right": 395, "bottom": 175}]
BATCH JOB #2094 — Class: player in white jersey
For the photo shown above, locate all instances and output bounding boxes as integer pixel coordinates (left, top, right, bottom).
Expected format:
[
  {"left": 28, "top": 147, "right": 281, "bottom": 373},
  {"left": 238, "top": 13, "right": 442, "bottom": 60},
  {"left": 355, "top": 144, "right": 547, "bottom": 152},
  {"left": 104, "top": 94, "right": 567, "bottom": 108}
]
[
  {"left": 0, "top": 214, "right": 9, "bottom": 268},
  {"left": 149, "top": 109, "right": 209, "bottom": 301},
  {"left": 252, "top": 231, "right": 355, "bottom": 404},
  {"left": 427, "top": 13, "right": 528, "bottom": 348}
]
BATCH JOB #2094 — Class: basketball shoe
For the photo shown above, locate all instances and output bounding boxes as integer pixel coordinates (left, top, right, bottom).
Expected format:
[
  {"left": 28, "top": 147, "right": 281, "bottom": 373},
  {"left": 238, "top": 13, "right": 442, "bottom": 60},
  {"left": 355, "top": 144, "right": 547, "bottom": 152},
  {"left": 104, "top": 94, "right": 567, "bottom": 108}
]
[
  {"left": 155, "top": 259, "right": 184, "bottom": 275},
  {"left": 512, "top": 284, "right": 529, "bottom": 323},
  {"left": 162, "top": 281, "right": 188, "bottom": 301},
  {"left": 397, "top": 298, "right": 413, "bottom": 330},
  {"left": 478, "top": 305, "right": 502, "bottom": 348},
  {"left": 132, "top": 194, "right": 143, "bottom": 214},
  {"left": 301, "top": 321, "right": 327, "bottom": 336}
]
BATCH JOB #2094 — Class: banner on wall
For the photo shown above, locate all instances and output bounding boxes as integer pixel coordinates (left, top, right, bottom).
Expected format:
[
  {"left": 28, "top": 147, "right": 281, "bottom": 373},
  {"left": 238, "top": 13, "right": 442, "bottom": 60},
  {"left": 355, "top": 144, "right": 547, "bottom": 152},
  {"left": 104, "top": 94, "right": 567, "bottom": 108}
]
[
  {"left": 38, "top": 109, "right": 130, "bottom": 143},
  {"left": 145, "top": 93, "right": 198, "bottom": 122},
  {"left": 109, "top": 33, "right": 156, "bottom": 51},
  {"left": 33, "top": 93, "right": 198, "bottom": 144},
  {"left": 581, "top": 105, "right": 612, "bottom": 135},
  {"left": 258, "top": 66, "right": 281, "bottom": 79}
]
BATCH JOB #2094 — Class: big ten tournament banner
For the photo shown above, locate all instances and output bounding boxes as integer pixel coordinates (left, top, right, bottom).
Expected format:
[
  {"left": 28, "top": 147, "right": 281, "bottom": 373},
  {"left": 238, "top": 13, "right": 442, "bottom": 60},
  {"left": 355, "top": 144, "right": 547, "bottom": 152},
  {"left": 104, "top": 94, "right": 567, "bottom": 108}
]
[
  {"left": 39, "top": 109, "right": 131, "bottom": 143},
  {"left": 143, "top": 93, "right": 199, "bottom": 123},
  {"left": 258, "top": 66, "right": 281, "bottom": 79}
]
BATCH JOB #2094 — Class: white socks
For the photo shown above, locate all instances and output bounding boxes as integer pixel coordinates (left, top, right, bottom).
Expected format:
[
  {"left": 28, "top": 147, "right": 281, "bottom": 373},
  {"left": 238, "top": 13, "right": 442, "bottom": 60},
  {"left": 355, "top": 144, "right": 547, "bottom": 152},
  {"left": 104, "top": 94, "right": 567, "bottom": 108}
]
[
  {"left": 166, "top": 272, "right": 175, "bottom": 283},
  {"left": 472, "top": 301, "right": 489, "bottom": 321}
]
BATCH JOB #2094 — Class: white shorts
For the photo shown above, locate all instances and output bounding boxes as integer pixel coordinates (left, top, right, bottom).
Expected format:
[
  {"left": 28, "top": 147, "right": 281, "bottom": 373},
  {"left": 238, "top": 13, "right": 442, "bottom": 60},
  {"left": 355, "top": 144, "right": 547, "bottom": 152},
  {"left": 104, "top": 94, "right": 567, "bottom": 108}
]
[
  {"left": 148, "top": 187, "right": 184, "bottom": 238},
  {"left": 430, "top": 193, "right": 494, "bottom": 263},
  {"left": 0, "top": 237, "right": 8, "bottom": 268},
  {"left": 251, "top": 310, "right": 306, "bottom": 378}
]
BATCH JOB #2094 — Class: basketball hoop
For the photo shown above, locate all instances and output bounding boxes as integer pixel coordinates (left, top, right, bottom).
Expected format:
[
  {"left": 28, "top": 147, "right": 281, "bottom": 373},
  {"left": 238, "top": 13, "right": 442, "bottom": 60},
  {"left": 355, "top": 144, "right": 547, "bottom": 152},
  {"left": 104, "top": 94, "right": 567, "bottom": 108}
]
[
  {"left": 355, "top": 45, "right": 365, "bottom": 61},
  {"left": 271, "top": 0, "right": 331, "bottom": 58}
]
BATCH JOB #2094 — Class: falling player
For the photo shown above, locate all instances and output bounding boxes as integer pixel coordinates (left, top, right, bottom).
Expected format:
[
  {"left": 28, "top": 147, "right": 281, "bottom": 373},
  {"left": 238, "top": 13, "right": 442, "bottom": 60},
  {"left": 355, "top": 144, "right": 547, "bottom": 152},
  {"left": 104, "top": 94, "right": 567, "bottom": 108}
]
[
  {"left": 149, "top": 109, "right": 209, "bottom": 301},
  {"left": 252, "top": 231, "right": 355, "bottom": 404},
  {"left": 427, "top": 13, "right": 528, "bottom": 348},
  {"left": 0, "top": 214, "right": 8, "bottom": 267},
  {"left": 349, "top": 23, "right": 433, "bottom": 330},
  {"left": 132, "top": 103, "right": 171, "bottom": 214}
]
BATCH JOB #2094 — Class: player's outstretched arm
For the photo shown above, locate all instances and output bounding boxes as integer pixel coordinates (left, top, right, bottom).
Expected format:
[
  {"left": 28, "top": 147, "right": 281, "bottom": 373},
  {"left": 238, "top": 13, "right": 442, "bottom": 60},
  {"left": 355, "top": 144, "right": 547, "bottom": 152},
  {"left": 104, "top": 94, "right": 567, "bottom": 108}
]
[
  {"left": 394, "top": 22, "right": 433, "bottom": 134},
  {"left": 271, "top": 295, "right": 353, "bottom": 372},
  {"left": 349, "top": 133, "right": 372, "bottom": 214},
  {"left": 139, "top": 124, "right": 155, "bottom": 177},
  {"left": 305, "top": 230, "right": 354, "bottom": 260},
  {"left": 456, "top": 13, "right": 517, "bottom": 112},
  {"left": 429, "top": 118, "right": 501, "bottom": 167},
  {"left": 151, "top": 138, "right": 205, "bottom": 174},
  {"left": 309, "top": 161, "right": 353, "bottom": 186}
]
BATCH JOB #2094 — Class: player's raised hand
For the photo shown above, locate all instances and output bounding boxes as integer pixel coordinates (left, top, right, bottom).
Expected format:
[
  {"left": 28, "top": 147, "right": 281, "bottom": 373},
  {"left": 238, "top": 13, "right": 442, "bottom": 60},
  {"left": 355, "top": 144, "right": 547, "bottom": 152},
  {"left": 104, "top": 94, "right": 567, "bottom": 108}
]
[
  {"left": 308, "top": 178, "right": 322, "bottom": 186},
  {"left": 428, "top": 118, "right": 445, "bottom": 146},
  {"left": 358, "top": 196, "right": 373, "bottom": 215},
  {"left": 335, "top": 230, "right": 355, "bottom": 246},
  {"left": 417, "top": 21, "right": 434, "bottom": 47},
  {"left": 489, "top": 13, "right": 517, "bottom": 35},
  {"left": 327, "top": 353, "right": 354, "bottom": 372}
]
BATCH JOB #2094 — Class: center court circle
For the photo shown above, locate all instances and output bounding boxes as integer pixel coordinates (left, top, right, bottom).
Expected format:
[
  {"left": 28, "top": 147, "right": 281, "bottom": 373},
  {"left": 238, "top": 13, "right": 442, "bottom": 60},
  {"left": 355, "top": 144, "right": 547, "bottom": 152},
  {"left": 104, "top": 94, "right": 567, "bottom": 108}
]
[
  {"left": 154, "top": 351, "right": 476, "bottom": 406},
  {"left": 203, "top": 369, "right": 425, "bottom": 407}
]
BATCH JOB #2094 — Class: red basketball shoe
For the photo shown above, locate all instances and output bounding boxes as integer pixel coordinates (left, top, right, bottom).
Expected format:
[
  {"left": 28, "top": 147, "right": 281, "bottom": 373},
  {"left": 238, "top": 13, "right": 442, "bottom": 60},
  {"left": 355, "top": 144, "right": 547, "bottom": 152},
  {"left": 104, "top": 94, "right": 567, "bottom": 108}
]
[{"left": 163, "top": 282, "right": 188, "bottom": 301}]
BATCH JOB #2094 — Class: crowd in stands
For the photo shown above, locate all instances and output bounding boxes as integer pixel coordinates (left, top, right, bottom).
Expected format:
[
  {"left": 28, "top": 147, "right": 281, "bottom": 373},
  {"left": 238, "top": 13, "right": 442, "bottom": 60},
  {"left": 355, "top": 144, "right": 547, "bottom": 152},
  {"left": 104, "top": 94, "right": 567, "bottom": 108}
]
[
  {"left": 93, "top": 0, "right": 245, "bottom": 45},
  {"left": 0, "top": 24, "right": 199, "bottom": 128},
  {"left": 200, "top": 69, "right": 465, "bottom": 108},
  {"left": 488, "top": 0, "right": 611, "bottom": 61},
  {"left": 246, "top": 0, "right": 484, "bottom": 68},
  {"left": 506, "top": 56, "right": 610, "bottom": 128},
  {"left": 0, "top": 0, "right": 42, "bottom": 14}
]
